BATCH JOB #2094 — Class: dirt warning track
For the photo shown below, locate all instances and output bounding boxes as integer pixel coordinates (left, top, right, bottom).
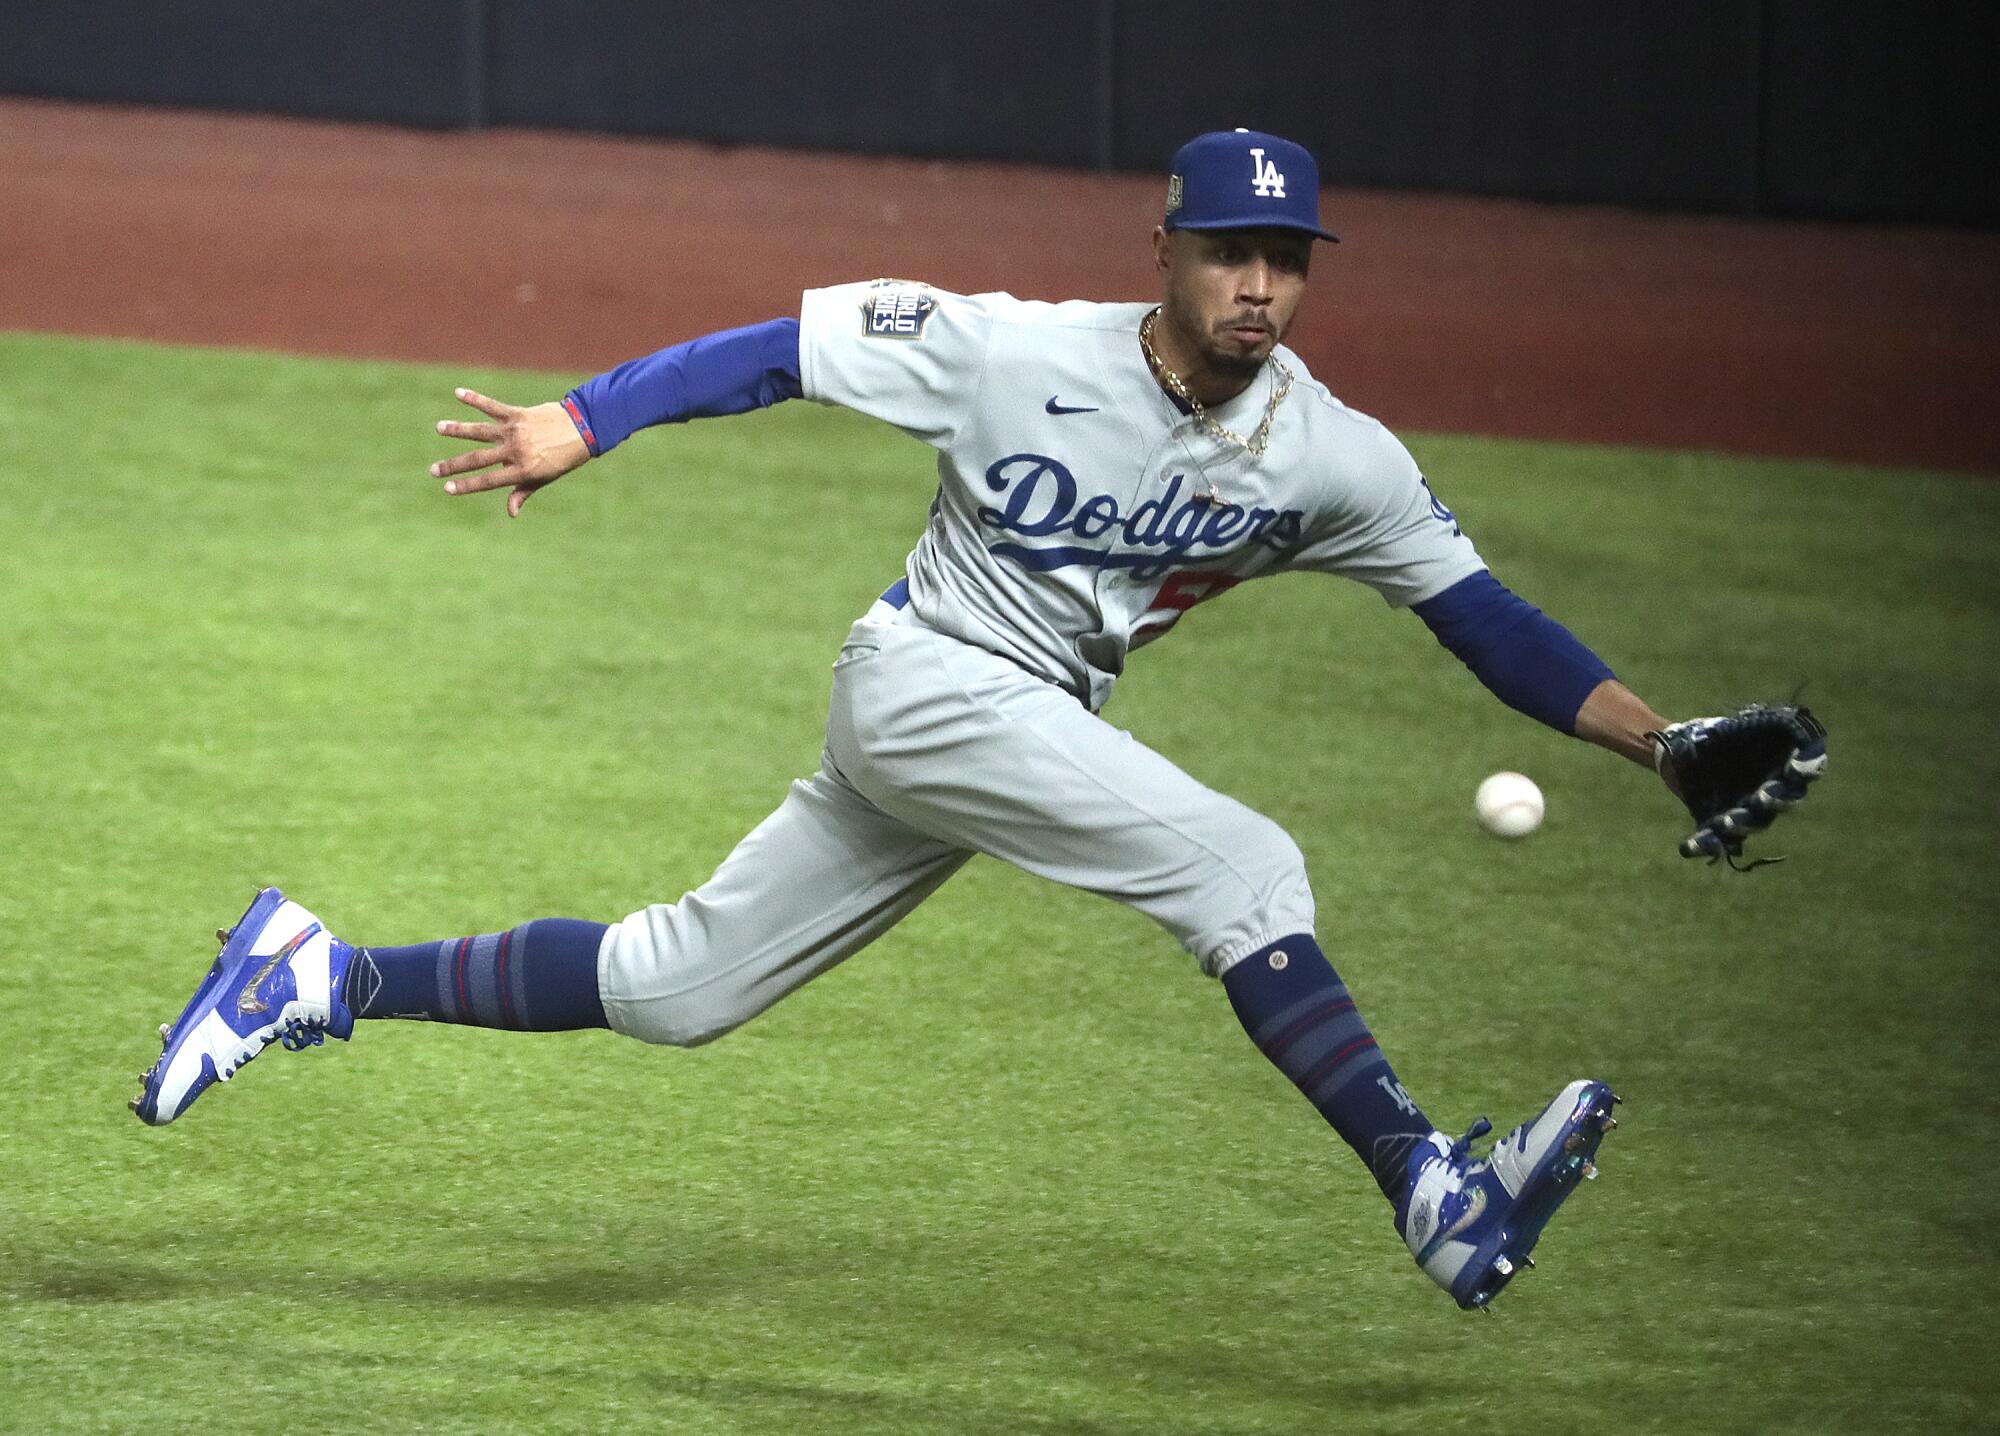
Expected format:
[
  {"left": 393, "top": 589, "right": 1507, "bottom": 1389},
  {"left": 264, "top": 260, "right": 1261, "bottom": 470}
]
[{"left": 4, "top": 98, "right": 1995, "bottom": 474}]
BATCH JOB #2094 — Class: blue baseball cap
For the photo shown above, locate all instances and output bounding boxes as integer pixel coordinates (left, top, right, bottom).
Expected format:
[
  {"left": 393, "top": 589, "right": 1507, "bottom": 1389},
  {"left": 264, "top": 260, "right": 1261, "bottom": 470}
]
[{"left": 1163, "top": 128, "right": 1338, "bottom": 243}]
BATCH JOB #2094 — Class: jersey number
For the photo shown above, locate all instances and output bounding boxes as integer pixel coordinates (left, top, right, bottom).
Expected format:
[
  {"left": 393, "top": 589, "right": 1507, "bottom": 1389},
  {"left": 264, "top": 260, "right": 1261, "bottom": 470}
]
[{"left": 1131, "top": 571, "right": 1244, "bottom": 649}]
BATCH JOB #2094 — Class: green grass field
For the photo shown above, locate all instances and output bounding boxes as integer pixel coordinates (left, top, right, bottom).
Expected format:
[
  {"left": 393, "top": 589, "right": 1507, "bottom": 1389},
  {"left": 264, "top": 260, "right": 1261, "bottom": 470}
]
[{"left": 2, "top": 331, "right": 1995, "bottom": 1434}]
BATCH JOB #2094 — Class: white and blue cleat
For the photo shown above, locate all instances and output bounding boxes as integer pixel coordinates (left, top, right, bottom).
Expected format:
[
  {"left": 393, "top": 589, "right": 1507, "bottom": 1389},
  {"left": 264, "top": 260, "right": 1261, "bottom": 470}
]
[
  {"left": 1400, "top": 1078, "right": 1621, "bottom": 1310},
  {"left": 131, "top": 887, "right": 358, "bottom": 1126}
]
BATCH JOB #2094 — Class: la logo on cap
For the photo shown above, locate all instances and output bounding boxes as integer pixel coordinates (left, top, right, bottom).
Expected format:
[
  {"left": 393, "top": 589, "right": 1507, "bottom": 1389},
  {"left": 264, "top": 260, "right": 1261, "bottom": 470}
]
[{"left": 1250, "top": 147, "right": 1286, "bottom": 198}]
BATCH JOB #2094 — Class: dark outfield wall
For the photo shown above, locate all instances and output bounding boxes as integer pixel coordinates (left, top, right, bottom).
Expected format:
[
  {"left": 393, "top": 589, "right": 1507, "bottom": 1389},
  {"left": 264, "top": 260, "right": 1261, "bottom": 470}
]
[{"left": 3, "top": 0, "right": 1993, "bottom": 225}]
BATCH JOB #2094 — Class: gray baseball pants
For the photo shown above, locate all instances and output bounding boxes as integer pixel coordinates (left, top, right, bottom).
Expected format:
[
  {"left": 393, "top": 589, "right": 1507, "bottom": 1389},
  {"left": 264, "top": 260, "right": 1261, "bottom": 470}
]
[{"left": 598, "top": 609, "right": 1317, "bottom": 1046}]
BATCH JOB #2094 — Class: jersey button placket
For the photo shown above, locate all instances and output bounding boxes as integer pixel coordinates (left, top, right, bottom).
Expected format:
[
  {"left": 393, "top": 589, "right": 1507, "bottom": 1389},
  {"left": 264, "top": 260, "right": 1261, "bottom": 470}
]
[{"left": 1091, "top": 428, "right": 1187, "bottom": 623}]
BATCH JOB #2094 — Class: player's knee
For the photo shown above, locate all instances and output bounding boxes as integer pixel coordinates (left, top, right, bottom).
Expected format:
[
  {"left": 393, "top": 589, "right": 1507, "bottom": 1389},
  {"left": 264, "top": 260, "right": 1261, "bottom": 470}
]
[
  {"left": 621, "top": 1005, "right": 741, "bottom": 1049},
  {"left": 607, "top": 977, "right": 754, "bottom": 1048},
  {"left": 1239, "top": 816, "right": 1311, "bottom": 901},
  {"left": 1190, "top": 818, "right": 1315, "bottom": 972},
  {"left": 597, "top": 911, "right": 759, "bottom": 1048}
]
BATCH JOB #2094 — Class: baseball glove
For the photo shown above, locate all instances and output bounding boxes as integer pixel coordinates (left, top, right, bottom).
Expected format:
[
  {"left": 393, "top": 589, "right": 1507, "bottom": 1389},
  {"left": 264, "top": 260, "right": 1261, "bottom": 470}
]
[{"left": 1649, "top": 704, "right": 1827, "bottom": 869}]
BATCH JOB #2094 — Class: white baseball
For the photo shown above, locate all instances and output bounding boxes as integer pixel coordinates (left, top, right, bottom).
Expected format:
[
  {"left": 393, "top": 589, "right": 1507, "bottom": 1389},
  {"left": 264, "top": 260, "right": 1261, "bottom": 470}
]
[{"left": 1475, "top": 771, "right": 1544, "bottom": 838}]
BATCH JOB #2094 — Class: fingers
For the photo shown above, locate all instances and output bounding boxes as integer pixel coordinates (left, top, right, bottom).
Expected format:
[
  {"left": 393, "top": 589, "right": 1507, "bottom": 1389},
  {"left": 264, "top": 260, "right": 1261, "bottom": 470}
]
[
  {"left": 439, "top": 467, "right": 550, "bottom": 509},
  {"left": 441, "top": 467, "right": 523, "bottom": 496},
  {"left": 454, "top": 386, "right": 517, "bottom": 420},
  {"left": 432, "top": 444, "right": 509, "bottom": 481},
  {"left": 436, "top": 419, "right": 502, "bottom": 443},
  {"left": 433, "top": 388, "right": 560, "bottom": 512}
]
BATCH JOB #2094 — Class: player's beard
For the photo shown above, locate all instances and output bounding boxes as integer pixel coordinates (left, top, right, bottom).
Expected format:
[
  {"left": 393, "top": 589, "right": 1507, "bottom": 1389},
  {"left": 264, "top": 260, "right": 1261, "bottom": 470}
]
[
  {"left": 1162, "top": 293, "right": 1275, "bottom": 386},
  {"left": 1204, "top": 323, "right": 1273, "bottom": 380}
]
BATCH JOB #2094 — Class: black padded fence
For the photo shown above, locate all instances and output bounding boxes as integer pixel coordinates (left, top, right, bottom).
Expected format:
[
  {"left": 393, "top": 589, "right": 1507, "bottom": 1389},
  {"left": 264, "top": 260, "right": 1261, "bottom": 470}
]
[{"left": 3, "top": 0, "right": 1993, "bottom": 225}]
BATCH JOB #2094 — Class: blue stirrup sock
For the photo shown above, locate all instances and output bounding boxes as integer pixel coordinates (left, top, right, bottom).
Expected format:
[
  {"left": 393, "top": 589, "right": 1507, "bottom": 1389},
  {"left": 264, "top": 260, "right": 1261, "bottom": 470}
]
[
  {"left": 343, "top": 919, "right": 610, "bottom": 1031},
  {"left": 1223, "top": 935, "right": 1434, "bottom": 1204}
]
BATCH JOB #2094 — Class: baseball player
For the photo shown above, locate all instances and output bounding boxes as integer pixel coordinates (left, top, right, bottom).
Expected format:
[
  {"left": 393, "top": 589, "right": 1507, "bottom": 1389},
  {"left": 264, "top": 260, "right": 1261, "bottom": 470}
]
[{"left": 131, "top": 130, "right": 1825, "bottom": 1311}]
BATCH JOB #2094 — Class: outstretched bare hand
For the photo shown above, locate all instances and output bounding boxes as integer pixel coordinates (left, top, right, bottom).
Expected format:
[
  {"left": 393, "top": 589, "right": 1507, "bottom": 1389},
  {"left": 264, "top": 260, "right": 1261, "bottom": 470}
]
[{"left": 431, "top": 388, "right": 592, "bottom": 517}]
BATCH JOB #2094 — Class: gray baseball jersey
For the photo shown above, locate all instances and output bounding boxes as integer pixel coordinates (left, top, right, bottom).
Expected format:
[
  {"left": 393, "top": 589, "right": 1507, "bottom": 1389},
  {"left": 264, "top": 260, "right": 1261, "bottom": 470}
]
[
  {"left": 798, "top": 282, "right": 1485, "bottom": 711},
  {"left": 600, "top": 285, "right": 1487, "bottom": 1040}
]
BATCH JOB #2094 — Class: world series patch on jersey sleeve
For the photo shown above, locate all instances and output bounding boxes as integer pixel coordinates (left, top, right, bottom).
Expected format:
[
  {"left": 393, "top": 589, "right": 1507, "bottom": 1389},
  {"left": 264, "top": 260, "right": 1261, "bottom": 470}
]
[
  {"left": 800, "top": 280, "right": 1010, "bottom": 447},
  {"left": 858, "top": 280, "right": 939, "bottom": 340}
]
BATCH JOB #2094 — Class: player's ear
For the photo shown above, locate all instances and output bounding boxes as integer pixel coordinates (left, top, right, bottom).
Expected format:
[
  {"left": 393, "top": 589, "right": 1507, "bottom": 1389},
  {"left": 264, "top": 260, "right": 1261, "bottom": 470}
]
[{"left": 1152, "top": 226, "right": 1172, "bottom": 273}]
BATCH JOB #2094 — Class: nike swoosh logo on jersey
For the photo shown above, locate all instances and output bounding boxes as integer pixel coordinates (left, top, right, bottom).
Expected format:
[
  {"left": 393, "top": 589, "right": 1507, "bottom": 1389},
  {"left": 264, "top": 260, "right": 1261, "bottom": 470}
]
[{"left": 1044, "top": 396, "right": 1098, "bottom": 415}]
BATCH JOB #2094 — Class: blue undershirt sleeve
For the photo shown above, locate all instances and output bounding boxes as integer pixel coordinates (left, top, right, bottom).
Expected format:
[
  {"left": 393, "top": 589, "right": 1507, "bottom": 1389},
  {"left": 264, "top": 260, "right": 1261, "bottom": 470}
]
[
  {"left": 561, "top": 317, "right": 803, "bottom": 456},
  {"left": 1412, "top": 570, "right": 1616, "bottom": 735}
]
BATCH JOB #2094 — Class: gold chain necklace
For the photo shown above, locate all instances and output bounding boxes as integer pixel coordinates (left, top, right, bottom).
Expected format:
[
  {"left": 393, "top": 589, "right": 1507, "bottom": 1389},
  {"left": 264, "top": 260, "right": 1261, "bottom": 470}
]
[{"left": 1139, "top": 308, "right": 1293, "bottom": 458}]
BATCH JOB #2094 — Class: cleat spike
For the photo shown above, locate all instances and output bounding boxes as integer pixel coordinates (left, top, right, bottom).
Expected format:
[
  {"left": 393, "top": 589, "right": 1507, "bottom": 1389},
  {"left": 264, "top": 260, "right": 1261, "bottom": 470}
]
[
  {"left": 1522, "top": 1256, "right": 1535, "bottom": 1270},
  {"left": 1612, "top": 1094, "right": 1623, "bottom": 1105},
  {"left": 1493, "top": 1255, "right": 1514, "bottom": 1277},
  {"left": 128, "top": 1098, "right": 140, "bottom": 1113},
  {"left": 1581, "top": 1162, "right": 1598, "bottom": 1180},
  {"left": 159, "top": 1022, "right": 172, "bottom": 1042},
  {"left": 1603, "top": 1117, "right": 1619, "bottom": 1131},
  {"left": 217, "top": 928, "right": 231, "bottom": 944}
]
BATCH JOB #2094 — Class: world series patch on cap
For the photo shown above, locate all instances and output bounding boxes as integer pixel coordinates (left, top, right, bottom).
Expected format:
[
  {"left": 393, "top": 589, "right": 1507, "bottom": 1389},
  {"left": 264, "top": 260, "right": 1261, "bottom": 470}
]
[{"left": 1165, "top": 129, "right": 1339, "bottom": 242}]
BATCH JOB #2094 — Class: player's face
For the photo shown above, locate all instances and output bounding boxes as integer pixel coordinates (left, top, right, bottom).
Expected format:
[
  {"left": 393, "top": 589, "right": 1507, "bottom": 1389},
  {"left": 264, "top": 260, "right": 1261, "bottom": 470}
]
[{"left": 1155, "top": 227, "right": 1313, "bottom": 380}]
